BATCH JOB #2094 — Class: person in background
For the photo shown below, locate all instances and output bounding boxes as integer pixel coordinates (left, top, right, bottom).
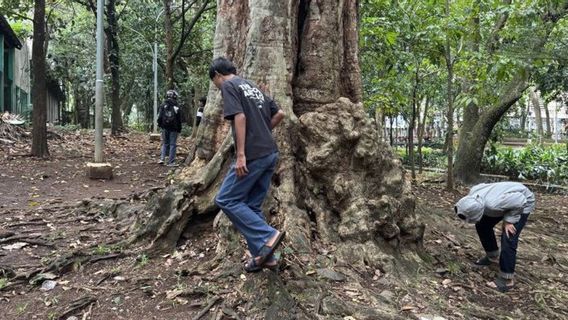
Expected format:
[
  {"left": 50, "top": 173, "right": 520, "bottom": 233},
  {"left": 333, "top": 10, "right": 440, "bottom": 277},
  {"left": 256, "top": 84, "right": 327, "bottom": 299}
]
[
  {"left": 196, "top": 96, "right": 206, "bottom": 128},
  {"left": 157, "top": 90, "right": 183, "bottom": 166},
  {"left": 454, "top": 181, "right": 535, "bottom": 292}
]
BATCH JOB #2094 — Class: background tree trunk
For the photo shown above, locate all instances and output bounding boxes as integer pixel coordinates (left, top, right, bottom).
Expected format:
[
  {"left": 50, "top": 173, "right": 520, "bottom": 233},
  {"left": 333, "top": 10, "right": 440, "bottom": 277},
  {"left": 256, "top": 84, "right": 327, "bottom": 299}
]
[
  {"left": 444, "top": 0, "right": 455, "bottom": 190},
  {"left": 417, "top": 96, "right": 429, "bottom": 173},
  {"left": 31, "top": 0, "right": 49, "bottom": 158},
  {"left": 519, "top": 97, "right": 527, "bottom": 133},
  {"left": 74, "top": 87, "right": 90, "bottom": 128},
  {"left": 106, "top": 0, "right": 124, "bottom": 135},
  {"left": 544, "top": 99, "right": 552, "bottom": 138},
  {"left": 164, "top": 0, "right": 175, "bottom": 90},
  {"left": 530, "top": 87, "right": 544, "bottom": 140},
  {"left": 408, "top": 67, "right": 419, "bottom": 182}
]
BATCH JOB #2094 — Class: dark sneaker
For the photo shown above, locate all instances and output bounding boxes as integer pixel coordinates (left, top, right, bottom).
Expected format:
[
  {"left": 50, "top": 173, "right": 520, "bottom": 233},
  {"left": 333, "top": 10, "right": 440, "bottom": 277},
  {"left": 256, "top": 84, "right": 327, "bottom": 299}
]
[{"left": 474, "top": 256, "right": 498, "bottom": 267}]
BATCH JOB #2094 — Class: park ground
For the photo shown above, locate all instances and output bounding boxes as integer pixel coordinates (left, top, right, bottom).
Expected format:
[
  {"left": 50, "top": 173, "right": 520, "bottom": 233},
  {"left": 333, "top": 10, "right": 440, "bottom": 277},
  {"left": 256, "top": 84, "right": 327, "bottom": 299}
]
[{"left": 0, "top": 128, "right": 567, "bottom": 320}]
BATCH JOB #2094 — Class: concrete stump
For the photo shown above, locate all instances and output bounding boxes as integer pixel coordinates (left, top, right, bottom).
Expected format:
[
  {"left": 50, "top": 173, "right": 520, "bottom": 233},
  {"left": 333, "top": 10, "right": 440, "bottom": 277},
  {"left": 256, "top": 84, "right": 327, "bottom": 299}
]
[
  {"left": 149, "top": 133, "right": 161, "bottom": 142},
  {"left": 86, "top": 162, "right": 113, "bottom": 180}
]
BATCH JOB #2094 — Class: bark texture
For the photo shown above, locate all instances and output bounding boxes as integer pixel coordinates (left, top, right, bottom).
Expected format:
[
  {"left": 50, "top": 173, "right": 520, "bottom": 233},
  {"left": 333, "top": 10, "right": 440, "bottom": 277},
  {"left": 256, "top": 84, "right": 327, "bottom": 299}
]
[
  {"left": 31, "top": 0, "right": 49, "bottom": 158},
  {"left": 164, "top": 0, "right": 175, "bottom": 90},
  {"left": 106, "top": 0, "right": 124, "bottom": 135}
]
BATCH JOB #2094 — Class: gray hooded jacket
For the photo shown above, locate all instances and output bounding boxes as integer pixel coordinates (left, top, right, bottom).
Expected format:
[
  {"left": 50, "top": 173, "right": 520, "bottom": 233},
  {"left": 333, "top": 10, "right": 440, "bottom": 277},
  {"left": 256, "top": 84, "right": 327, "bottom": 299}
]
[{"left": 455, "top": 182, "right": 535, "bottom": 224}]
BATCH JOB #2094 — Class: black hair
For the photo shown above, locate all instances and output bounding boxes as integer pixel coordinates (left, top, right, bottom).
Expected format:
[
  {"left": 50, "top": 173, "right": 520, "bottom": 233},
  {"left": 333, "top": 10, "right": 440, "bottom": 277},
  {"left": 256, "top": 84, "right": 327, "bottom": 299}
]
[
  {"left": 199, "top": 96, "right": 207, "bottom": 105},
  {"left": 209, "top": 57, "right": 237, "bottom": 80}
]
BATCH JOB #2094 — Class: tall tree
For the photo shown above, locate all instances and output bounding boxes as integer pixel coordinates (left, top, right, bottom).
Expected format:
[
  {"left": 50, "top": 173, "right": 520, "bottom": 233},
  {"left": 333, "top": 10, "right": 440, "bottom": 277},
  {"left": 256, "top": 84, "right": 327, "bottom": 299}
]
[
  {"left": 163, "top": 0, "right": 174, "bottom": 89},
  {"left": 130, "top": 6, "right": 423, "bottom": 318},
  {"left": 530, "top": 87, "right": 544, "bottom": 139},
  {"left": 31, "top": 0, "right": 49, "bottom": 157},
  {"left": 106, "top": 0, "right": 124, "bottom": 134},
  {"left": 443, "top": 0, "right": 455, "bottom": 190},
  {"left": 453, "top": 1, "right": 568, "bottom": 184}
]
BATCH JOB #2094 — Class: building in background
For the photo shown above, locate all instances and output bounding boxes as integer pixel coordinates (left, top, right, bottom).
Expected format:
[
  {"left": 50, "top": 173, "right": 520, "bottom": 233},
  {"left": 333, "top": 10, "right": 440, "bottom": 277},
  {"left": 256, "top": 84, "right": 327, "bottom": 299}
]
[
  {"left": 2, "top": 15, "right": 65, "bottom": 124},
  {"left": 1, "top": 14, "right": 31, "bottom": 116}
]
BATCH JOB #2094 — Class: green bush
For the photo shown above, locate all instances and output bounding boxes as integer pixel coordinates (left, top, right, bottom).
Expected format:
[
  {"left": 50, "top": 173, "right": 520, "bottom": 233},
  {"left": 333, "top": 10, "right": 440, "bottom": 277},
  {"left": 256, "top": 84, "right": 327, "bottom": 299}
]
[
  {"left": 482, "top": 144, "right": 568, "bottom": 185},
  {"left": 396, "top": 147, "right": 447, "bottom": 169}
]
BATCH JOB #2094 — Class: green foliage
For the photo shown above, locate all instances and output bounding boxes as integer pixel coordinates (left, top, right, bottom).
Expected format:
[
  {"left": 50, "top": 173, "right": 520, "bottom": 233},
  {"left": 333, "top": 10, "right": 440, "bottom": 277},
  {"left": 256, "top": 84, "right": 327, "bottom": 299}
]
[
  {"left": 136, "top": 254, "right": 150, "bottom": 268},
  {"left": 180, "top": 125, "right": 193, "bottom": 137},
  {"left": 482, "top": 144, "right": 568, "bottom": 185},
  {"left": 396, "top": 146, "right": 447, "bottom": 169},
  {"left": 54, "top": 124, "right": 81, "bottom": 132},
  {"left": 0, "top": 277, "right": 8, "bottom": 290},
  {"left": 8, "top": 19, "right": 33, "bottom": 39}
]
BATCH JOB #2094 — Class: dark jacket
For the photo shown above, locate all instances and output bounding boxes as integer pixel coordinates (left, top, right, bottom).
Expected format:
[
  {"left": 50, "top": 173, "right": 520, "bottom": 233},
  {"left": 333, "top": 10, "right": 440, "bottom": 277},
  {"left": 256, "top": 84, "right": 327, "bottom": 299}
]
[{"left": 157, "top": 99, "right": 183, "bottom": 132}]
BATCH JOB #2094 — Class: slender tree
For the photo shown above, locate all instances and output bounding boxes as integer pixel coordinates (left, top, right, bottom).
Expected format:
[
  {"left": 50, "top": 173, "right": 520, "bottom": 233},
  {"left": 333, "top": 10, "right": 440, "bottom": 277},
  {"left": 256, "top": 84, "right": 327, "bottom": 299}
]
[{"left": 31, "top": 0, "right": 49, "bottom": 157}]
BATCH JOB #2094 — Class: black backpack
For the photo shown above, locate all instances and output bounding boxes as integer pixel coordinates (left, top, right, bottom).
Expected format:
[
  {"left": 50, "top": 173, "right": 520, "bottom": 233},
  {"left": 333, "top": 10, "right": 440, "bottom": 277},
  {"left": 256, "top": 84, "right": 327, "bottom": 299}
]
[{"left": 162, "top": 105, "right": 176, "bottom": 127}]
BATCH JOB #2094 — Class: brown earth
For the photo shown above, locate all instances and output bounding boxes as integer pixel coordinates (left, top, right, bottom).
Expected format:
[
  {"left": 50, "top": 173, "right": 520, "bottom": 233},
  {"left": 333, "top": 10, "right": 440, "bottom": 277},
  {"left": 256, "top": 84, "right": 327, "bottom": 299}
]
[{"left": 0, "top": 128, "right": 567, "bottom": 320}]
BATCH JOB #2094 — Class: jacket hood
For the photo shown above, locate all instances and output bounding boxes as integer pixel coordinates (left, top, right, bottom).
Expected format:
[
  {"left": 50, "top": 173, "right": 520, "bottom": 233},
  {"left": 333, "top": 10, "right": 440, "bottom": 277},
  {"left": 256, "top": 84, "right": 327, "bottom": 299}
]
[{"left": 455, "top": 195, "right": 484, "bottom": 223}]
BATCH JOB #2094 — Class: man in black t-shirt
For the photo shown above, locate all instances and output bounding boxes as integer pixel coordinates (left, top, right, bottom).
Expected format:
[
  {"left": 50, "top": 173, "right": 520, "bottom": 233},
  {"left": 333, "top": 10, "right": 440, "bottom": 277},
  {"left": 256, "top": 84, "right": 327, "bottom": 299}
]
[{"left": 210, "top": 57, "right": 286, "bottom": 272}]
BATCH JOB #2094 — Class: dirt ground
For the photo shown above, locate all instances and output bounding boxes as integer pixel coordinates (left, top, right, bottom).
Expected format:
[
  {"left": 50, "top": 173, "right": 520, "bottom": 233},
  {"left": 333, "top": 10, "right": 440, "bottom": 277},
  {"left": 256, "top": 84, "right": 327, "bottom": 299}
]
[{"left": 0, "top": 129, "right": 567, "bottom": 320}]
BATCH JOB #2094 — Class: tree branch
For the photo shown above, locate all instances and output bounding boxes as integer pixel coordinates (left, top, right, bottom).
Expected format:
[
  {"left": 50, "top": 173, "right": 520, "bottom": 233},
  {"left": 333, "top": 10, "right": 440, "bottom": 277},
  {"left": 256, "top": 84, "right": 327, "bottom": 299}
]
[
  {"left": 180, "top": 48, "right": 213, "bottom": 58},
  {"left": 172, "top": 0, "right": 213, "bottom": 62},
  {"left": 172, "top": 0, "right": 199, "bottom": 24},
  {"left": 3, "top": 10, "right": 34, "bottom": 22},
  {"left": 116, "top": 0, "right": 131, "bottom": 21},
  {"left": 487, "top": 0, "right": 512, "bottom": 54}
]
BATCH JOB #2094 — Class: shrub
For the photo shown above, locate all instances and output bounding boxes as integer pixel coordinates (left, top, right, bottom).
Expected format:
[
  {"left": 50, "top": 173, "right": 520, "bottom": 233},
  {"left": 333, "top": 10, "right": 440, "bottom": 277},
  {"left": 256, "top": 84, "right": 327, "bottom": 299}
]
[{"left": 482, "top": 144, "right": 568, "bottom": 185}]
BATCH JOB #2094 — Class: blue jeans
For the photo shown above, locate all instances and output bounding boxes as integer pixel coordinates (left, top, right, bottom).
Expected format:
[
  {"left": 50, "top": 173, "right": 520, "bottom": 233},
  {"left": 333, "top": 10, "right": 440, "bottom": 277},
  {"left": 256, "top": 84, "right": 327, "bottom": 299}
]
[
  {"left": 160, "top": 130, "right": 178, "bottom": 164},
  {"left": 215, "top": 152, "right": 279, "bottom": 258},
  {"left": 475, "top": 214, "right": 529, "bottom": 279}
]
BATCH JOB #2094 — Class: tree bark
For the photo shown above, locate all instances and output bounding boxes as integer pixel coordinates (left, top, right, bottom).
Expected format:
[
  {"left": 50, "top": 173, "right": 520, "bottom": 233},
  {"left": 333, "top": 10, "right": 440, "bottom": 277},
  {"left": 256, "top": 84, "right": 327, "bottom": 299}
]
[
  {"left": 31, "top": 0, "right": 49, "bottom": 158},
  {"left": 408, "top": 67, "right": 419, "bottom": 182},
  {"left": 544, "top": 99, "right": 552, "bottom": 138},
  {"left": 519, "top": 97, "right": 527, "bottom": 133},
  {"left": 530, "top": 87, "right": 544, "bottom": 140},
  {"left": 106, "top": 0, "right": 124, "bottom": 135},
  {"left": 164, "top": 0, "right": 175, "bottom": 90},
  {"left": 74, "top": 86, "right": 90, "bottom": 129},
  {"left": 417, "top": 96, "right": 430, "bottom": 173},
  {"left": 444, "top": 0, "right": 454, "bottom": 190}
]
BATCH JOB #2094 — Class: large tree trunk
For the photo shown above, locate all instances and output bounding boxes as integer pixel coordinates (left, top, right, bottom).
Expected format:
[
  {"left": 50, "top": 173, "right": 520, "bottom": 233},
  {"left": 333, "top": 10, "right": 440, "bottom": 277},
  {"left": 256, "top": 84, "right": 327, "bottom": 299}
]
[
  {"left": 31, "top": 0, "right": 49, "bottom": 158},
  {"left": 106, "top": 0, "right": 124, "bottom": 135},
  {"left": 129, "top": 1, "right": 423, "bottom": 317}
]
